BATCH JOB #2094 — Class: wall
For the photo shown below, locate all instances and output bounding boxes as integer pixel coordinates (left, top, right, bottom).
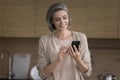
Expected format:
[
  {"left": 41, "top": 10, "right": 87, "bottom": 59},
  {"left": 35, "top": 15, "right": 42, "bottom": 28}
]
[
  {"left": 0, "top": 38, "right": 120, "bottom": 79},
  {"left": 0, "top": 38, "right": 38, "bottom": 78},
  {"left": 88, "top": 49, "right": 120, "bottom": 80}
]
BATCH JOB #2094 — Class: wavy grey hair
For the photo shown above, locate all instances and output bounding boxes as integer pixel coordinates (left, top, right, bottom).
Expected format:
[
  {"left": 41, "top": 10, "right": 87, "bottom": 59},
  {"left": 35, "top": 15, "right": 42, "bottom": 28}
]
[{"left": 46, "top": 2, "right": 71, "bottom": 32}]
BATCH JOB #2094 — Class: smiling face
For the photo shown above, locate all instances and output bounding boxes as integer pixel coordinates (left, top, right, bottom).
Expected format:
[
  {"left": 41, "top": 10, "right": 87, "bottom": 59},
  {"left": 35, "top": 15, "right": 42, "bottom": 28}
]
[{"left": 52, "top": 10, "right": 69, "bottom": 32}]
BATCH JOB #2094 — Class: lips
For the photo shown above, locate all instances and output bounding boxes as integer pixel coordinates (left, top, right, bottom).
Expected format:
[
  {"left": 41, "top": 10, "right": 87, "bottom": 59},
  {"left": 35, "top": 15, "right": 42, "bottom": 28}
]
[
  {"left": 60, "top": 25, "right": 65, "bottom": 28},
  {"left": 59, "top": 24, "right": 67, "bottom": 28}
]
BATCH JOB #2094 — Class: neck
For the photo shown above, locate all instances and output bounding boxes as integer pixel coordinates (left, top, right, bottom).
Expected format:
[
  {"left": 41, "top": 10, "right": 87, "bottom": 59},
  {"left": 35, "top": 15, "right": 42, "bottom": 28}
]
[{"left": 55, "top": 30, "right": 72, "bottom": 40}]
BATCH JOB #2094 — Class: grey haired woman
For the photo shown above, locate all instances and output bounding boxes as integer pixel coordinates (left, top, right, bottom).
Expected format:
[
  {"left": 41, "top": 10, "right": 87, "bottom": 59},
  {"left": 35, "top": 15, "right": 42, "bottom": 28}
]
[{"left": 37, "top": 2, "right": 92, "bottom": 80}]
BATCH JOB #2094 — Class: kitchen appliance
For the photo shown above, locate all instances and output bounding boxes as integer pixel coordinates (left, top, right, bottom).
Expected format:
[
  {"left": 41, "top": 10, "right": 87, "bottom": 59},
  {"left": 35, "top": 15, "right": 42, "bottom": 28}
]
[
  {"left": 98, "top": 74, "right": 117, "bottom": 80},
  {"left": 12, "top": 53, "right": 31, "bottom": 79},
  {"left": 30, "top": 66, "right": 41, "bottom": 80}
]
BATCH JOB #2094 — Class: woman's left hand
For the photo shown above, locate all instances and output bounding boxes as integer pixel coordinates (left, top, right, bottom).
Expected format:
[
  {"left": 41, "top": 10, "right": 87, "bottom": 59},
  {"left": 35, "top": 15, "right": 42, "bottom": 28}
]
[
  {"left": 69, "top": 45, "right": 89, "bottom": 73},
  {"left": 69, "top": 45, "right": 81, "bottom": 61}
]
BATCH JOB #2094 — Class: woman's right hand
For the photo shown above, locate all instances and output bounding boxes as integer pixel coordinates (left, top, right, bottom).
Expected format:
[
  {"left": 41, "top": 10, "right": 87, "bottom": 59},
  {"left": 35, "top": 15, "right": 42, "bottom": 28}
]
[
  {"left": 43, "top": 46, "right": 69, "bottom": 76},
  {"left": 58, "top": 46, "right": 69, "bottom": 61}
]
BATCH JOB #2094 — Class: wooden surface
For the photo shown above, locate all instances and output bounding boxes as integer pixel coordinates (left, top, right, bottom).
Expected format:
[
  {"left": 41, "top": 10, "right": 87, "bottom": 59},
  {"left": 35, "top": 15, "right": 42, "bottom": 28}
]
[
  {"left": 0, "top": 0, "right": 3, "bottom": 36},
  {"left": 1, "top": 0, "right": 35, "bottom": 37},
  {"left": 0, "top": 0, "right": 120, "bottom": 38},
  {"left": 87, "top": 0, "right": 119, "bottom": 38}
]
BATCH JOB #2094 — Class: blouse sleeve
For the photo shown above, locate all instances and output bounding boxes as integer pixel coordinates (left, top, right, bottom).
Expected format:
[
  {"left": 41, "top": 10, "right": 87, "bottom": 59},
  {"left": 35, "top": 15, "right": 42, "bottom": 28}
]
[
  {"left": 80, "top": 33, "right": 92, "bottom": 77},
  {"left": 37, "top": 37, "right": 50, "bottom": 79}
]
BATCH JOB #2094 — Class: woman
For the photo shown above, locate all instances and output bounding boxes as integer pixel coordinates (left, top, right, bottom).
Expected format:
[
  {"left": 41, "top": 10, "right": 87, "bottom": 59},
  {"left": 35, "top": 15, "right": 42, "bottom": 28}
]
[{"left": 37, "top": 2, "right": 92, "bottom": 80}]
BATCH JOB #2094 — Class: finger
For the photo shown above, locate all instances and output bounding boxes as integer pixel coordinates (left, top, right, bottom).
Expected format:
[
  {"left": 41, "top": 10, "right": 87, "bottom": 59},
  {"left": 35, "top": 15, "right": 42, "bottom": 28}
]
[
  {"left": 60, "top": 46, "right": 66, "bottom": 50},
  {"left": 73, "top": 45, "right": 78, "bottom": 52},
  {"left": 70, "top": 46, "right": 75, "bottom": 56},
  {"left": 66, "top": 48, "right": 69, "bottom": 54},
  {"left": 70, "top": 46, "right": 74, "bottom": 53},
  {"left": 69, "top": 47, "right": 73, "bottom": 56},
  {"left": 60, "top": 46, "right": 68, "bottom": 52},
  {"left": 78, "top": 46, "right": 80, "bottom": 52}
]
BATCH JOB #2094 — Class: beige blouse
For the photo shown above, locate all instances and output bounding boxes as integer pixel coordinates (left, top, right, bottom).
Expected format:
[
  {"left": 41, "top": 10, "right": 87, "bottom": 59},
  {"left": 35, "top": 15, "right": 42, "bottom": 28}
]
[{"left": 37, "top": 31, "right": 92, "bottom": 80}]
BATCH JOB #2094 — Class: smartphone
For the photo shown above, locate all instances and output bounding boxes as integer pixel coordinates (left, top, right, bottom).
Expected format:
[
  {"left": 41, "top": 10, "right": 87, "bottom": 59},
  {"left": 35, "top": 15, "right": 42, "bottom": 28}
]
[{"left": 71, "top": 41, "right": 80, "bottom": 51}]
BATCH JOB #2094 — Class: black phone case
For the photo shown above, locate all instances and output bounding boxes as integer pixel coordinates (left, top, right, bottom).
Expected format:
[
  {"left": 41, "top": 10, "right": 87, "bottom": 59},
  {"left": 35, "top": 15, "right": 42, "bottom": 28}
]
[{"left": 71, "top": 41, "right": 80, "bottom": 51}]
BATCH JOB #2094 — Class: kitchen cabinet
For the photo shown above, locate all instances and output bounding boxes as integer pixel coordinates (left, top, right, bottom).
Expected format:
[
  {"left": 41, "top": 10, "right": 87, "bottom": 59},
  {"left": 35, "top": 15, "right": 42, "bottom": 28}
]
[
  {"left": 35, "top": 0, "right": 58, "bottom": 37},
  {"left": 0, "top": 0, "right": 3, "bottom": 36},
  {"left": 1, "top": 0, "right": 35, "bottom": 37},
  {"left": 61, "top": 0, "right": 88, "bottom": 35},
  {"left": 0, "top": 17, "right": 1, "bottom": 35},
  {"left": 0, "top": 10, "right": 2, "bottom": 36},
  {"left": 0, "top": 0, "right": 120, "bottom": 38},
  {"left": 87, "top": 0, "right": 119, "bottom": 38},
  {"left": 119, "top": 2, "right": 120, "bottom": 39}
]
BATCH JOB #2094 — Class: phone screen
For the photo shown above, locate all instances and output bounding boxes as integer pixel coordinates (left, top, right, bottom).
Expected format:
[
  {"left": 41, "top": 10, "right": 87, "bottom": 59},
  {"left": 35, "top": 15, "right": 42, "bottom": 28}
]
[{"left": 71, "top": 41, "right": 80, "bottom": 51}]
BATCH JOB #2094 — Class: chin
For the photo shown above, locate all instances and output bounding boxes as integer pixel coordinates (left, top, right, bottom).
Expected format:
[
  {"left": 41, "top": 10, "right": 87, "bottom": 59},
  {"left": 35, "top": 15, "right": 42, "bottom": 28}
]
[{"left": 60, "top": 27, "right": 67, "bottom": 30}]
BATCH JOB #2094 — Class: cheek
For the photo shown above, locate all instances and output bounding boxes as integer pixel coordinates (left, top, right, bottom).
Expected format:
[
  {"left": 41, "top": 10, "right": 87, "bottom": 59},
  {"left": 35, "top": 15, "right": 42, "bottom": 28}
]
[
  {"left": 54, "top": 20, "right": 61, "bottom": 24},
  {"left": 53, "top": 21, "right": 59, "bottom": 26},
  {"left": 66, "top": 18, "right": 69, "bottom": 23},
  {"left": 66, "top": 20, "right": 69, "bottom": 25}
]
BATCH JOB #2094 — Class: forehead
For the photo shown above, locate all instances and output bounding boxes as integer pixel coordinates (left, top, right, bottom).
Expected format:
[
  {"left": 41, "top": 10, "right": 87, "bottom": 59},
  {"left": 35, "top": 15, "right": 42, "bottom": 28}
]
[{"left": 53, "top": 10, "right": 68, "bottom": 18}]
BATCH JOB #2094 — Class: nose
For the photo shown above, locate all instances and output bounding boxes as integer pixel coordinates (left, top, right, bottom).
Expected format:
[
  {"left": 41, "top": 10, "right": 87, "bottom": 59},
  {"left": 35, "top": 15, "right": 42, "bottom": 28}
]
[{"left": 60, "top": 18, "right": 64, "bottom": 24}]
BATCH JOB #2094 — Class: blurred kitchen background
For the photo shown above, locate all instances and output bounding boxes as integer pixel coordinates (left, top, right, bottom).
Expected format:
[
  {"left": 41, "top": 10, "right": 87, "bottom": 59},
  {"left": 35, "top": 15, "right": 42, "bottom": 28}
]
[{"left": 0, "top": 0, "right": 120, "bottom": 80}]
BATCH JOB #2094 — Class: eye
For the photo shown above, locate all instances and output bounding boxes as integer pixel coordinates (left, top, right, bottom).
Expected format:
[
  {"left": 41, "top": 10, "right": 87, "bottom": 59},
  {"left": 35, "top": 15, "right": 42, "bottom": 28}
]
[
  {"left": 55, "top": 19, "right": 60, "bottom": 21},
  {"left": 63, "top": 17, "right": 67, "bottom": 19},
  {"left": 63, "top": 16, "right": 68, "bottom": 20},
  {"left": 54, "top": 18, "right": 60, "bottom": 21}
]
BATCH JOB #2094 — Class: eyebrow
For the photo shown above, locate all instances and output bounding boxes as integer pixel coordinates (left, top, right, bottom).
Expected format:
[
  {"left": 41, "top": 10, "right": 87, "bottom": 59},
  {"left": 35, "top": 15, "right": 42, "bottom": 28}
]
[{"left": 54, "top": 14, "right": 68, "bottom": 18}]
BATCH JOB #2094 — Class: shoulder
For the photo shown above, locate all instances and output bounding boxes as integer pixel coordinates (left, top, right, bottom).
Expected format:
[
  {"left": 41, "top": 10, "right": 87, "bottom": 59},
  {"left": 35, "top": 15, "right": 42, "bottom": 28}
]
[
  {"left": 73, "top": 31, "right": 87, "bottom": 40},
  {"left": 40, "top": 35, "right": 50, "bottom": 40},
  {"left": 39, "top": 34, "right": 52, "bottom": 43}
]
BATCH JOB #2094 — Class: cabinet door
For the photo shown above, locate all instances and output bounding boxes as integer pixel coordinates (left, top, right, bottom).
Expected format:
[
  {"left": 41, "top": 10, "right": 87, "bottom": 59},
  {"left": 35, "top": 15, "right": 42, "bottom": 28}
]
[
  {"left": 119, "top": 1, "right": 120, "bottom": 39},
  {"left": 88, "top": 0, "right": 119, "bottom": 38},
  {"left": 35, "top": 0, "right": 58, "bottom": 37},
  {"left": 61, "top": 0, "right": 88, "bottom": 35},
  {"left": 2, "top": 0, "right": 35, "bottom": 37},
  {"left": 0, "top": 0, "right": 3, "bottom": 36}
]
